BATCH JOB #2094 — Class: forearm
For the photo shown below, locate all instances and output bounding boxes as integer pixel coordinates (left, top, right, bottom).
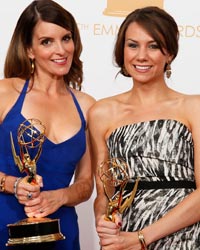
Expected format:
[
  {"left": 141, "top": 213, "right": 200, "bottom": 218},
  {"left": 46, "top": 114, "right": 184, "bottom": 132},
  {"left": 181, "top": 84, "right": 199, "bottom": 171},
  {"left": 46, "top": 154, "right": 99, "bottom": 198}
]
[
  {"left": 98, "top": 189, "right": 200, "bottom": 250},
  {"left": 142, "top": 188, "right": 200, "bottom": 246},
  {"left": 60, "top": 178, "right": 93, "bottom": 207},
  {"left": 94, "top": 194, "right": 108, "bottom": 223}
]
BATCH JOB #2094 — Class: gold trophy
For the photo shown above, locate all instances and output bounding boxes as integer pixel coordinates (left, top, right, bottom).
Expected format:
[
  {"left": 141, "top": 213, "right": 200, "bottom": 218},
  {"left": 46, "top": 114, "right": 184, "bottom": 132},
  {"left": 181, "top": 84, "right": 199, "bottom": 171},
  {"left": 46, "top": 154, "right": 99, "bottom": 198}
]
[
  {"left": 103, "top": 0, "right": 164, "bottom": 17},
  {"left": 6, "top": 118, "right": 65, "bottom": 246},
  {"left": 99, "top": 158, "right": 139, "bottom": 221}
]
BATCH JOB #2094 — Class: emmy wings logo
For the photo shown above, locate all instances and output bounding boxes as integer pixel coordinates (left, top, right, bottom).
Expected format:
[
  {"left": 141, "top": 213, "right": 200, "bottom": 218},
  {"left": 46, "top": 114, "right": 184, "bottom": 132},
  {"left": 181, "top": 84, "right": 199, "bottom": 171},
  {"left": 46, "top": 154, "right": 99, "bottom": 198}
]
[{"left": 103, "top": 0, "right": 164, "bottom": 17}]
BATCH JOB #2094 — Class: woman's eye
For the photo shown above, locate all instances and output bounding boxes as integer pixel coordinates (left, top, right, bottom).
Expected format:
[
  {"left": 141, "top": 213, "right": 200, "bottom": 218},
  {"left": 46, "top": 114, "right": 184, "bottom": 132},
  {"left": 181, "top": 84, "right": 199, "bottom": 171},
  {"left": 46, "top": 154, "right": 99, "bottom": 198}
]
[
  {"left": 41, "top": 39, "right": 51, "bottom": 46},
  {"left": 63, "top": 35, "right": 72, "bottom": 42},
  {"left": 149, "top": 43, "right": 159, "bottom": 49},
  {"left": 128, "top": 42, "right": 137, "bottom": 48}
]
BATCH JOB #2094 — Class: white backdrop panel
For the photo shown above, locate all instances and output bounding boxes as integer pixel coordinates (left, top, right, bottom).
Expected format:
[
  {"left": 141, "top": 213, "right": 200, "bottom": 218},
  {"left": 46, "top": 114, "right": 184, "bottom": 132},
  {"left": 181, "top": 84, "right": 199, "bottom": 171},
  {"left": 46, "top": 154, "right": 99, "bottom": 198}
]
[{"left": 0, "top": 1, "right": 200, "bottom": 249}]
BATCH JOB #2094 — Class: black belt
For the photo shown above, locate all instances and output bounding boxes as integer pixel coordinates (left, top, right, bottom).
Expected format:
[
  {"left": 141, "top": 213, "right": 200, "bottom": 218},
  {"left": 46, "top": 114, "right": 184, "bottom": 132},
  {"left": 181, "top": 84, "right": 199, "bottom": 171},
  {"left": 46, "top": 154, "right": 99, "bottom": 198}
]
[{"left": 124, "top": 180, "right": 196, "bottom": 190}]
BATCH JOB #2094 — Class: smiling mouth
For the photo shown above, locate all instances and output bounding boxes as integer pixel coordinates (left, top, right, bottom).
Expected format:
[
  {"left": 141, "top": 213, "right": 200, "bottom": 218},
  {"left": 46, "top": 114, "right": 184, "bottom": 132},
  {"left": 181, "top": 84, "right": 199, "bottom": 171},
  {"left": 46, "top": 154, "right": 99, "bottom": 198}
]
[
  {"left": 53, "top": 58, "right": 67, "bottom": 63},
  {"left": 135, "top": 65, "right": 151, "bottom": 70}
]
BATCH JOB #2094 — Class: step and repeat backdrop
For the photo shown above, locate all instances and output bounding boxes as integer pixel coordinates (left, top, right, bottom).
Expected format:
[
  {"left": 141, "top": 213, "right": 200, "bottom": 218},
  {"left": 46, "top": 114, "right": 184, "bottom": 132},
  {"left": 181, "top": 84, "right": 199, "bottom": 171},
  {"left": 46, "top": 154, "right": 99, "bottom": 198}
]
[{"left": 0, "top": 1, "right": 200, "bottom": 249}]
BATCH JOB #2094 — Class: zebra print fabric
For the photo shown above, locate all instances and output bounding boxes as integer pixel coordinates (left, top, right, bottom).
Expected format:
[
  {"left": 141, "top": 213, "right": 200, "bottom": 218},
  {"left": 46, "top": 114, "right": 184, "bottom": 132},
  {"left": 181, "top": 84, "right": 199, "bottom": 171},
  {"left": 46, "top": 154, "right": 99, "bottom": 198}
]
[{"left": 107, "top": 119, "right": 200, "bottom": 249}]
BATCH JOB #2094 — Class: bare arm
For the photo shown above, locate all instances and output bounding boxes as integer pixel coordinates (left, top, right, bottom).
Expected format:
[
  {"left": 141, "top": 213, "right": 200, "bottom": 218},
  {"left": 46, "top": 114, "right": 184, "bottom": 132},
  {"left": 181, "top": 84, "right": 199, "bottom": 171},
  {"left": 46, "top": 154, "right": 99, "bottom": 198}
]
[
  {"left": 25, "top": 135, "right": 94, "bottom": 218},
  {"left": 96, "top": 96, "right": 200, "bottom": 250},
  {"left": 142, "top": 96, "right": 200, "bottom": 245},
  {"left": 0, "top": 79, "right": 42, "bottom": 201},
  {"left": 59, "top": 128, "right": 94, "bottom": 206},
  {"left": 56, "top": 93, "right": 96, "bottom": 206},
  {"left": 25, "top": 92, "right": 96, "bottom": 217},
  {"left": 88, "top": 101, "right": 112, "bottom": 222}
]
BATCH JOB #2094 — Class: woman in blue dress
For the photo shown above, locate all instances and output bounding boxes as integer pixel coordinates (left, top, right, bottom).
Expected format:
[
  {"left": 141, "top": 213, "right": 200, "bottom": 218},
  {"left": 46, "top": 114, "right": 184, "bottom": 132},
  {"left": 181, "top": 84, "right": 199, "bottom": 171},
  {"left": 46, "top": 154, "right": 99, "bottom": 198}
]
[{"left": 0, "top": 1, "right": 95, "bottom": 249}]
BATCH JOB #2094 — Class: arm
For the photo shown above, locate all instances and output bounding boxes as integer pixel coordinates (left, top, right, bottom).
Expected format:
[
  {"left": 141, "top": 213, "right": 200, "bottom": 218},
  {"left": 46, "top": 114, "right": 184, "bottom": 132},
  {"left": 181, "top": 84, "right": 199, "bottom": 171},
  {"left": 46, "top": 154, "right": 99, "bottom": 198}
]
[
  {"left": 0, "top": 79, "right": 42, "bottom": 207},
  {"left": 25, "top": 129, "right": 93, "bottom": 217},
  {"left": 0, "top": 172, "right": 17, "bottom": 193},
  {"left": 0, "top": 172, "right": 42, "bottom": 202},
  {"left": 95, "top": 96, "right": 200, "bottom": 250},
  {"left": 88, "top": 101, "right": 123, "bottom": 242},
  {"left": 59, "top": 128, "right": 94, "bottom": 206},
  {"left": 25, "top": 93, "right": 95, "bottom": 217},
  {"left": 88, "top": 101, "right": 110, "bottom": 222},
  {"left": 57, "top": 94, "right": 95, "bottom": 206},
  {"left": 141, "top": 96, "right": 200, "bottom": 245}
]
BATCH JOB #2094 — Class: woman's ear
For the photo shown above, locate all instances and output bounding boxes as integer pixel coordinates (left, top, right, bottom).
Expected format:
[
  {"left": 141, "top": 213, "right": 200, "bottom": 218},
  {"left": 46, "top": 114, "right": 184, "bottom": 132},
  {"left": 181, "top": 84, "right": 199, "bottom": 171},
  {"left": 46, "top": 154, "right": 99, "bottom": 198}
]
[
  {"left": 168, "top": 54, "right": 174, "bottom": 63},
  {"left": 27, "top": 47, "right": 34, "bottom": 59}
]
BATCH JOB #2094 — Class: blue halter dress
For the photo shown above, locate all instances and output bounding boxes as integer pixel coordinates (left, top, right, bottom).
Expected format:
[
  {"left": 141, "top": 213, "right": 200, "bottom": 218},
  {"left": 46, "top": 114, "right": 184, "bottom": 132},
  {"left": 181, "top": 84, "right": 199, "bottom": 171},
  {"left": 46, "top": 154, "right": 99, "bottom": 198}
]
[{"left": 0, "top": 79, "right": 86, "bottom": 250}]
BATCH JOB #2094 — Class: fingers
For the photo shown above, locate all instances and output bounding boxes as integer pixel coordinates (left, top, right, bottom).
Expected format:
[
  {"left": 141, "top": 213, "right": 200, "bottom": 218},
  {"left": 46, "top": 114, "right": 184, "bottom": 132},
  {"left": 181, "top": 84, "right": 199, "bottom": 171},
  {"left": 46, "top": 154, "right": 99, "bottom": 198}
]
[
  {"left": 25, "top": 196, "right": 41, "bottom": 206},
  {"left": 19, "top": 177, "right": 40, "bottom": 190},
  {"left": 27, "top": 191, "right": 33, "bottom": 200},
  {"left": 113, "top": 212, "right": 122, "bottom": 228},
  {"left": 25, "top": 202, "right": 46, "bottom": 218},
  {"left": 27, "top": 208, "right": 46, "bottom": 218},
  {"left": 17, "top": 191, "right": 41, "bottom": 204},
  {"left": 25, "top": 191, "right": 57, "bottom": 218},
  {"left": 23, "top": 175, "right": 43, "bottom": 187},
  {"left": 103, "top": 212, "right": 122, "bottom": 228},
  {"left": 24, "top": 193, "right": 45, "bottom": 218},
  {"left": 15, "top": 177, "right": 41, "bottom": 204},
  {"left": 97, "top": 214, "right": 121, "bottom": 238},
  {"left": 35, "top": 175, "right": 43, "bottom": 187}
]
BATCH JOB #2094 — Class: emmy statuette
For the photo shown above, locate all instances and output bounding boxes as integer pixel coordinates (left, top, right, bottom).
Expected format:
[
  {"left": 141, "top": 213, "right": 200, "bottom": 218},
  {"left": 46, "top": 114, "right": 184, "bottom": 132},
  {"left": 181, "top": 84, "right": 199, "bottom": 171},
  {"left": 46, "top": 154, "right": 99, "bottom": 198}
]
[
  {"left": 6, "top": 118, "right": 65, "bottom": 246},
  {"left": 99, "top": 158, "right": 139, "bottom": 221}
]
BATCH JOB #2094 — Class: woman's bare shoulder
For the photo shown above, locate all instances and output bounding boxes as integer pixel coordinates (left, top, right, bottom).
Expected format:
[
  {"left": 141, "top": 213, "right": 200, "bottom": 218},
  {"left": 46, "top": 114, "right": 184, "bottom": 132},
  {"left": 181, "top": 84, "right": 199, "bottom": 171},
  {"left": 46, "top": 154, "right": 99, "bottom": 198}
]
[
  {"left": 0, "top": 77, "right": 25, "bottom": 93},
  {"left": 181, "top": 93, "right": 200, "bottom": 108},
  {"left": 177, "top": 93, "right": 200, "bottom": 124},
  {"left": 89, "top": 92, "right": 126, "bottom": 120},
  {"left": 0, "top": 78, "right": 12, "bottom": 91},
  {"left": 0, "top": 78, "right": 26, "bottom": 122},
  {"left": 70, "top": 87, "right": 96, "bottom": 117}
]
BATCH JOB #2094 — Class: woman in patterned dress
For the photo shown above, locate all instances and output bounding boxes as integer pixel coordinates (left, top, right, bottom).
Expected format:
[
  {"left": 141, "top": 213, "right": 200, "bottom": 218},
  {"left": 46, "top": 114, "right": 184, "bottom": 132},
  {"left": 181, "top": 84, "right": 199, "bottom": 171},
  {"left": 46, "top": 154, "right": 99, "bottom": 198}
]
[{"left": 89, "top": 6, "right": 200, "bottom": 250}]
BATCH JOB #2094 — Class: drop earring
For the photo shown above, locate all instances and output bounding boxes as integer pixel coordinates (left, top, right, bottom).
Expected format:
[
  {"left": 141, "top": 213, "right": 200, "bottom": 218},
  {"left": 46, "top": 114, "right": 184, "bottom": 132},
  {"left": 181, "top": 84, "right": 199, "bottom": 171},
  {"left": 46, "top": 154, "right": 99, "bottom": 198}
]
[
  {"left": 166, "top": 63, "right": 171, "bottom": 78},
  {"left": 30, "top": 59, "right": 35, "bottom": 74}
]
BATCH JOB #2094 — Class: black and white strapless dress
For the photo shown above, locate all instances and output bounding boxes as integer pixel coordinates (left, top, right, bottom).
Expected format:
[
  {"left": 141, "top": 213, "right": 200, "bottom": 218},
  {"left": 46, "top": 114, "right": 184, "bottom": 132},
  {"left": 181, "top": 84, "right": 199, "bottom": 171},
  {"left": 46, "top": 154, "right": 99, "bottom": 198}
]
[{"left": 107, "top": 119, "right": 200, "bottom": 249}]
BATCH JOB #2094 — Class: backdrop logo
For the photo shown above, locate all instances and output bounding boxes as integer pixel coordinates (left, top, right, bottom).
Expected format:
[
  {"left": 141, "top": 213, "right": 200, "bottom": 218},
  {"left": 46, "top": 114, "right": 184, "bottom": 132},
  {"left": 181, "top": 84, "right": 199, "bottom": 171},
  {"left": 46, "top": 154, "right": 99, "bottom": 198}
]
[{"left": 103, "top": 0, "right": 164, "bottom": 17}]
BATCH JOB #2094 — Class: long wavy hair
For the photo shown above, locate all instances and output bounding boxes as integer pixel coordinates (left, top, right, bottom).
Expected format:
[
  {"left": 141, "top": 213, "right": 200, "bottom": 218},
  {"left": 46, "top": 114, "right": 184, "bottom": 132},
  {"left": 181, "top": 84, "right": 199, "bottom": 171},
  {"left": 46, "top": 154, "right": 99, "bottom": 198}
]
[{"left": 4, "top": 0, "right": 83, "bottom": 90}]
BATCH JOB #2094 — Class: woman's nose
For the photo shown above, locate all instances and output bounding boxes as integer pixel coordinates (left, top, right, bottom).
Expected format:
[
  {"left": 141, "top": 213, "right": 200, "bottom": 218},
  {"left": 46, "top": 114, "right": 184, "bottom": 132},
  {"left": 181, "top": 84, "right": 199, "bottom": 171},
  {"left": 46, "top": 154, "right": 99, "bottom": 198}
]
[
  {"left": 136, "top": 47, "right": 148, "bottom": 60},
  {"left": 54, "top": 42, "right": 65, "bottom": 54}
]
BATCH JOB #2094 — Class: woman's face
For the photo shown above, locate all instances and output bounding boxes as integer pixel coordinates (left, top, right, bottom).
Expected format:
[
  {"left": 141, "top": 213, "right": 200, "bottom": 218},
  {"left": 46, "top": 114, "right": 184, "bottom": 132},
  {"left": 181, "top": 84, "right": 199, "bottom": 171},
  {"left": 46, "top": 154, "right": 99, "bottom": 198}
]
[
  {"left": 28, "top": 20, "right": 74, "bottom": 78},
  {"left": 124, "top": 22, "right": 172, "bottom": 84}
]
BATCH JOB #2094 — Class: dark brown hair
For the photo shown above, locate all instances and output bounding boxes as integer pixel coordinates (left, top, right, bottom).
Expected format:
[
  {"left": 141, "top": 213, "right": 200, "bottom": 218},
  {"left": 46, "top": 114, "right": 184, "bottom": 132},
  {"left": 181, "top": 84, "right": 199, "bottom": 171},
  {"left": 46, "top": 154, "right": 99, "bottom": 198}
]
[
  {"left": 114, "top": 6, "right": 179, "bottom": 77},
  {"left": 4, "top": 0, "right": 83, "bottom": 89}
]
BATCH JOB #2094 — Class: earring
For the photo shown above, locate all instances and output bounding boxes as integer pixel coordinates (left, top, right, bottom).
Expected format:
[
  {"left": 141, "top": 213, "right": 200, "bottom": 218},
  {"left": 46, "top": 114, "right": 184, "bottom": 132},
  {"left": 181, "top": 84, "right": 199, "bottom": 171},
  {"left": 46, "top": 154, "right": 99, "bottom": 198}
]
[
  {"left": 122, "top": 65, "right": 129, "bottom": 76},
  {"left": 166, "top": 63, "right": 171, "bottom": 78},
  {"left": 30, "top": 59, "right": 35, "bottom": 74}
]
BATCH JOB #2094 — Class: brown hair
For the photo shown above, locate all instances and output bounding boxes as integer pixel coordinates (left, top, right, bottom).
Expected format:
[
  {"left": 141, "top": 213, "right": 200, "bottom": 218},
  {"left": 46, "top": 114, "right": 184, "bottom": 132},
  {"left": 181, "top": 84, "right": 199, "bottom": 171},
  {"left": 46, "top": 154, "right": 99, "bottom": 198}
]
[
  {"left": 4, "top": 0, "right": 83, "bottom": 89},
  {"left": 114, "top": 6, "right": 179, "bottom": 77}
]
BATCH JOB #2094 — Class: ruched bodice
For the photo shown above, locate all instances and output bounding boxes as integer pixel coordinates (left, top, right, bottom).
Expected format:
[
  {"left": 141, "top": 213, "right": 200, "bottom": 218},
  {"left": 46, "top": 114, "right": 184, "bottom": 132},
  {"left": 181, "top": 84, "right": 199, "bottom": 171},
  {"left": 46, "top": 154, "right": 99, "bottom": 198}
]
[
  {"left": 107, "top": 120, "right": 200, "bottom": 250},
  {"left": 108, "top": 119, "right": 194, "bottom": 181}
]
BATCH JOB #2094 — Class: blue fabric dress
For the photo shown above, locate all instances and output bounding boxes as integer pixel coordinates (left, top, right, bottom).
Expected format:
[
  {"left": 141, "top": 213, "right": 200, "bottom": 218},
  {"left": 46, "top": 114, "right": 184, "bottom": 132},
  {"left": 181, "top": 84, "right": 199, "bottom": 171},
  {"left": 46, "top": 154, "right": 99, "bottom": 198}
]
[{"left": 0, "top": 80, "right": 86, "bottom": 250}]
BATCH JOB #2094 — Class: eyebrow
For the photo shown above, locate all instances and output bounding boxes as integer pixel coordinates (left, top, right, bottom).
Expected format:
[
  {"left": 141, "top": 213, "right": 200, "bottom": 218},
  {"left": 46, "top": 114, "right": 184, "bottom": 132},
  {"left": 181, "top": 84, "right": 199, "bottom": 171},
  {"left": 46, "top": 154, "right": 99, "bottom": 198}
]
[
  {"left": 38, "top": 31, "right": 72, "bottom": 41},
  {"left": 125, "top": 38, "right": 156, "bottom": 43}
]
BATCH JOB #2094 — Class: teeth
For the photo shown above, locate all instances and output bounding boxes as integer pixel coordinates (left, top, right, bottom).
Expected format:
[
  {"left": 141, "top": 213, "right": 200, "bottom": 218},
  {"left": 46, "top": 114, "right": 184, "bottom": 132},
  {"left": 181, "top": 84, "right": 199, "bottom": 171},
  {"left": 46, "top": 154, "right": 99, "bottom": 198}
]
[
  {"left": 53, "top": 59, "right": 66, "bottom": 63},
  {"left": 135, "top": 65, "right": 151, "bottom": 70}
]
